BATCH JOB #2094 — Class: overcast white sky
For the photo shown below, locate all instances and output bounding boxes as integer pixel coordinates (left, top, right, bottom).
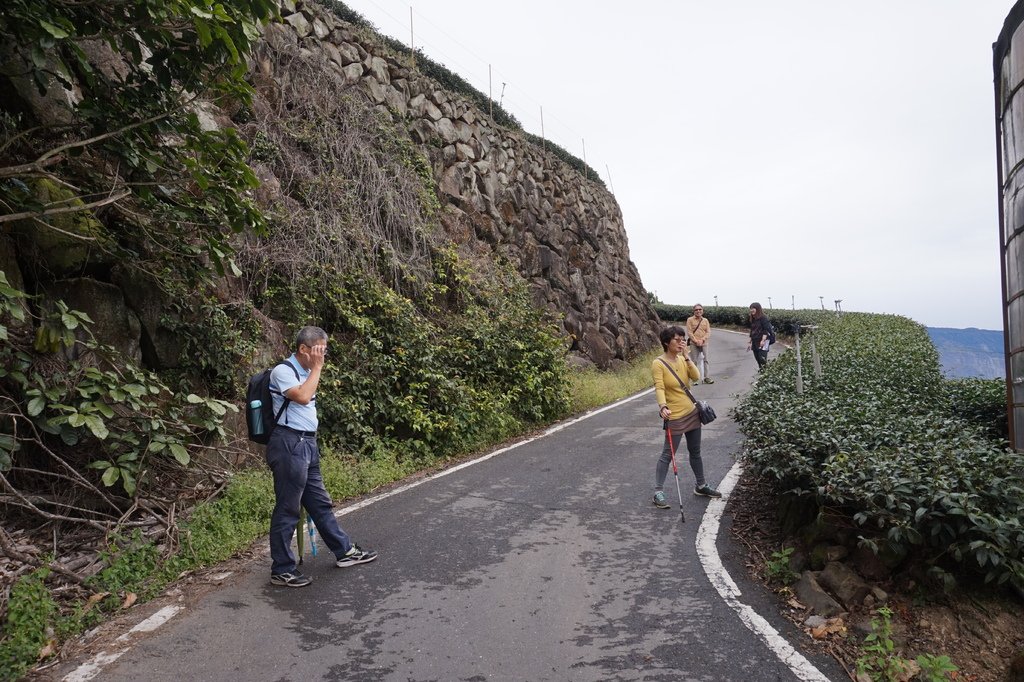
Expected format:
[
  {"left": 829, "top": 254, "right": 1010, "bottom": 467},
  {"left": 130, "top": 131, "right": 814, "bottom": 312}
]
[{"left": 346, "top": 0, "right": 1014, "bottom": 330}]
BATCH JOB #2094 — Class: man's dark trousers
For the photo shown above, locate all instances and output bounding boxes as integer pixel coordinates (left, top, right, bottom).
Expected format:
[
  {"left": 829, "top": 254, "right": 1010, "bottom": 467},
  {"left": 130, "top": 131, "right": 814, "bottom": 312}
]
[{"left": 266, "top": 427, "right": 352, "bottom": 575}]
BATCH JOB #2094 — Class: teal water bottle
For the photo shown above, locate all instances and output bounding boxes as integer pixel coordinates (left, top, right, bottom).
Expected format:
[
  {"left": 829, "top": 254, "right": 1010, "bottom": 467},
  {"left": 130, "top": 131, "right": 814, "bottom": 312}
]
[{"left": 249, "top": 399, "right": 264, "bottom": 437}]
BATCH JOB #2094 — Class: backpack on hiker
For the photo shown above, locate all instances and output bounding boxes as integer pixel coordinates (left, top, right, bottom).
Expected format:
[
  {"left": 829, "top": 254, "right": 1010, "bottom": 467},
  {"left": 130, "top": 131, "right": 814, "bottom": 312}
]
[
  {"left": 766, "top": 322, "right": 776, "bottom": 345},
  {"left": 245, "top": 360, "right": 299, "bottom": 444}
]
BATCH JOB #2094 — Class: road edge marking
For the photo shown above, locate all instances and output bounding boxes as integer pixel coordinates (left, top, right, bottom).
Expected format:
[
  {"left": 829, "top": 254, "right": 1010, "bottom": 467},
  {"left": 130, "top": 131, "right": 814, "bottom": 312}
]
[
  {"left": 696, "top": 462, "right": 832, "bottom": 681},
  {"left": 63, "top": 606, "right": 182, "bottom": 682}
]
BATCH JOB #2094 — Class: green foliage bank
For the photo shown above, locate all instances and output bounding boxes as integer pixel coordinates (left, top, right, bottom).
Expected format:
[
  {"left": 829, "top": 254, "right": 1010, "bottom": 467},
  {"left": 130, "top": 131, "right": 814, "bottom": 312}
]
[{"left": 734, "top": 313, "right": 1021, "bottom": 591}]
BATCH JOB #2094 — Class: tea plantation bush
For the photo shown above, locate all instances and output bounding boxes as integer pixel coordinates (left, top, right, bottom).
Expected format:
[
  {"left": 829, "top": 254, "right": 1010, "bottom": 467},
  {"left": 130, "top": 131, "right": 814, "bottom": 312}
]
[
  {"left": 734, "top": 313, "right": 1023, "bottom": 590},
  {"left": 653, "top": 303, "right": 836, "bottom": 332}
]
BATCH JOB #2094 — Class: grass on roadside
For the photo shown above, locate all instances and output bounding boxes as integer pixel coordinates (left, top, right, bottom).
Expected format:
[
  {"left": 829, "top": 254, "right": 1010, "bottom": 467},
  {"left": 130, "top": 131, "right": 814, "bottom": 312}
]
[{"left": 568, "top": 348, "right": 659, "bottom": 414}]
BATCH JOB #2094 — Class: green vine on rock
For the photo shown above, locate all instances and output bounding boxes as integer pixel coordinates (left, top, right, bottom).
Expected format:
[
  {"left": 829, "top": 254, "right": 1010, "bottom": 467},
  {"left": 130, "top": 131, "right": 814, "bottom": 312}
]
[
  {"left": 1, "top": 274, "right": 237, "bottom": 509},
  {"left": 0, "top": 0, "right": 278, "bottom": 289}
]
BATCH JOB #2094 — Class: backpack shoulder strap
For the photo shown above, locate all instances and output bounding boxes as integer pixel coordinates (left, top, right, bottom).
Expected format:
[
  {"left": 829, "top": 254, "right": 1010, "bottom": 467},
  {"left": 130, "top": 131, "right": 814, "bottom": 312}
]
[{"left": 271, "top": 359, "right": 301, "bottom": 424}]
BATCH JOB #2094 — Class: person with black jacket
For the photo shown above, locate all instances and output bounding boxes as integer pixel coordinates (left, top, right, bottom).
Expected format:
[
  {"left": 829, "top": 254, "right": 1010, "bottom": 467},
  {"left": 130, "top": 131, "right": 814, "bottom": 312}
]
[{"left": 746, "top": 302, "right": 774, "bottom": 369}]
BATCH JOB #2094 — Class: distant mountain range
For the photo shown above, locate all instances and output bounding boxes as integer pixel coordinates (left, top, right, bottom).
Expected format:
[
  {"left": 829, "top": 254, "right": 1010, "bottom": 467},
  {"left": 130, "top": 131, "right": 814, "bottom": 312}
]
[{"left": 926, "top": 327, "right": 1005, "bottom": 379}]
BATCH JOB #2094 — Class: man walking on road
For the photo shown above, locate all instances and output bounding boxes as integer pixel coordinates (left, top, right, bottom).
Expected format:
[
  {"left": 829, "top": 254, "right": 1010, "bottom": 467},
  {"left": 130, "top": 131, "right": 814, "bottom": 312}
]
[
  {"left": 686, "top": 304, "right": 714, "bottom": 384},
  {"left": 266, "top": 326, "right": 377, "bottom": 588}
]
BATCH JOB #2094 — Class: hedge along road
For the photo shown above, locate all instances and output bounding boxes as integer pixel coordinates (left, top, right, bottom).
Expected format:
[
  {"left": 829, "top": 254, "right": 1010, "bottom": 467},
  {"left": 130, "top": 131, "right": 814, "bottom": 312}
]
[{"left": 57, "top": 330, "right": 846, "bottom": 682}]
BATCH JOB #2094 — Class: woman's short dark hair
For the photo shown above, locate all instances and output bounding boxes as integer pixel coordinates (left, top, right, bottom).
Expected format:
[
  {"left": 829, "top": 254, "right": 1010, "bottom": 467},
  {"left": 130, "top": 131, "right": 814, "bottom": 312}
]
[{"left": 659, "top": 325, "right": 687, "bottom": 350}]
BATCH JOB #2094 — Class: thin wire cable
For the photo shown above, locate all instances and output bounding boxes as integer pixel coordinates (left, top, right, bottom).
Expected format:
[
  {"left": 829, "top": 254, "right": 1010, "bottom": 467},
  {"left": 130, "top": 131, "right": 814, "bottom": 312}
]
[
  {"left": 348, "top": 0, "right": 609, "bottom": 184},
  {"left": 358, "top": 0, "right": 488, "bottom": 91}
]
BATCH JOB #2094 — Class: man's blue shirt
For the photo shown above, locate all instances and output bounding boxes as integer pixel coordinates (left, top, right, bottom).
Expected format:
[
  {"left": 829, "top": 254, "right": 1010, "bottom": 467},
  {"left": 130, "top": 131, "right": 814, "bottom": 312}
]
[{"left": 270, "top": 354, "right": 318, "bottom": 432}]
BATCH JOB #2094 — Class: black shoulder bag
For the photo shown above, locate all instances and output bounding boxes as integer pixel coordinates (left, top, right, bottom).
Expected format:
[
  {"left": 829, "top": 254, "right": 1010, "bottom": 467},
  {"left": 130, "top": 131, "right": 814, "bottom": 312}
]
[{"left": 658, "top": 358, "right": 717, "bottom": 425}]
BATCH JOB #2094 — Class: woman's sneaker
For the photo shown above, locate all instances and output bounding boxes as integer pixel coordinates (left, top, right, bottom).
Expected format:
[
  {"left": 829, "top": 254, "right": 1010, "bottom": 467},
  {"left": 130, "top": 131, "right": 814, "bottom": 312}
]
[
  {"left": 694, "top": 484, "right": 722, "bottom": 498},
  {"left": 652, "top": 491, "right": 670, "bottom": 509},
  {"left": 336, "top": 544, "right": 378, "bottom": 567},
  {"left": 270, "top": 571, "right": 312, "bottom": 588}
]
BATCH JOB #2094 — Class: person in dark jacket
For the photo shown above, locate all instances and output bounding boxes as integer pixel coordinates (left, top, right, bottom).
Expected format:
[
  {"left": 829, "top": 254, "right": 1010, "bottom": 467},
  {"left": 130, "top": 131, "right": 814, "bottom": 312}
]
[{"left": 746, "top": 302, "right": 774, "bottom": 369}]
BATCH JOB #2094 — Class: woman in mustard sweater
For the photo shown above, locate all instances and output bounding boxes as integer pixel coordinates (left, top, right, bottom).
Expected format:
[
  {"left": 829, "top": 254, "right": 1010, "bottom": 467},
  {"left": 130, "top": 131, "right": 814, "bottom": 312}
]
[{"left": 651, "top": 325, "right": 721, "bottom": 509}]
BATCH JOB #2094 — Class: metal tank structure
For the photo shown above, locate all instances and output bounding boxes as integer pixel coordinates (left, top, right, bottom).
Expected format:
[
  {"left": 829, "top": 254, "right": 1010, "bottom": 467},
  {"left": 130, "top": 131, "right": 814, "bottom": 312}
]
[{"left": 995, "top": 0, "right": 1024, "bottom": 452}]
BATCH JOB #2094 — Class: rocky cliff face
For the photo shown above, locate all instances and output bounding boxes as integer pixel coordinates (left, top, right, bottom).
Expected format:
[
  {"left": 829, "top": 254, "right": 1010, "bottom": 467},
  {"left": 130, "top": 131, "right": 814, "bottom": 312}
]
[{"left": 259, "top": 0, "right": 659, "bottom": 367}]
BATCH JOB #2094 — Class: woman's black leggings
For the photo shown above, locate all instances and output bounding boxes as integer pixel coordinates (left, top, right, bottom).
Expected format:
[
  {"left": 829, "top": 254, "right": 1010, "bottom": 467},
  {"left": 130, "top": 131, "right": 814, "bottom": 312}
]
[{"left": 655, "top": 427, "right": 704, "bottom": 490}]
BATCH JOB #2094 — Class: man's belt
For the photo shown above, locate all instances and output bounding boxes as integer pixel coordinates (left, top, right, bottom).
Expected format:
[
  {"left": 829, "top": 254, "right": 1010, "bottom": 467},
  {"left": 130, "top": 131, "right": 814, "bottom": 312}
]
[{"left": 279, "top": 425, "right": 317, "bottom": 437}]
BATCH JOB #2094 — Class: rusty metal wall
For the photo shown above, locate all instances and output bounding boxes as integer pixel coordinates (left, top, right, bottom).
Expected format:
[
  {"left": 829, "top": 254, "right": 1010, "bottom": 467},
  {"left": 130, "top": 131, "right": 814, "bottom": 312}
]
[{"left": 994, "top": 0, "right": 1024, "bottom": 452}]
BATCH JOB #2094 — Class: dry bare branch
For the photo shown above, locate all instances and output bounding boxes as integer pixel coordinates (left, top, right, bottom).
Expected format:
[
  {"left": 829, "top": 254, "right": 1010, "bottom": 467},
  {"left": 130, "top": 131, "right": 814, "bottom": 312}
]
[
  {"left": 0, "top": 526, "right": 96, "bottom": 589},
  {"left": 0, "top": 190, "right": 131, "bottom": 225}
]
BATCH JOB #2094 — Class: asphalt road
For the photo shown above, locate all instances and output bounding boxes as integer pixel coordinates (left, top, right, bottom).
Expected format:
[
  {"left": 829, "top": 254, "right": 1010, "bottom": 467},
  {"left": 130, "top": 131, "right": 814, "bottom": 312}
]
[{"left": 54, "top": 331, "right": 846, "bottom": 682}]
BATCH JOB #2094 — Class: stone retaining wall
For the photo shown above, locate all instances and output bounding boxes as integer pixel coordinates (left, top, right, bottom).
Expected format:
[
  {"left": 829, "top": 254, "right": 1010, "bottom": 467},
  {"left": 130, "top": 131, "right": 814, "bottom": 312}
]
[{"left": 266, "top": 0, "right": 660, "bottom": 366}]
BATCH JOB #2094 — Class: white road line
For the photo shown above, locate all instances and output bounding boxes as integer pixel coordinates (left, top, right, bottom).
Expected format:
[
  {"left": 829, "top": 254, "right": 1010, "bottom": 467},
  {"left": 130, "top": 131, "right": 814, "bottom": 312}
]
[
  {"left": 62, "top": 651, "right": 126, "bottom": 682},
  {"left": 697, "top": 462, "right": 833, "bottom": 682},
  {"left": 115, "top": 606, "right": 183, "bottom": 642},
  {"left": 64, "top": 606, "right": 183, "bottom": 681}
]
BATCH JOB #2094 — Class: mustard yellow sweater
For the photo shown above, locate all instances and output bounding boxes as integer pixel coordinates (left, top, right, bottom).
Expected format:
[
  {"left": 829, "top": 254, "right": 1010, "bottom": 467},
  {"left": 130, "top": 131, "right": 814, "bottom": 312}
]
[{"left": 652, "top": 355, "right": 700, "bottom": 419}]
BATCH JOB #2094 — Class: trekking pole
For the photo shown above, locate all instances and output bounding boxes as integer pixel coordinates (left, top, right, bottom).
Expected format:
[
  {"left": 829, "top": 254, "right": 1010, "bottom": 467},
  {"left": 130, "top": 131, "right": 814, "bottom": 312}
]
[
  {"left": 297, "top": 508, "right": 306, "bottom": 565},
  {"left": 664, "top": 421, "right": 685, "bottom": 523}
]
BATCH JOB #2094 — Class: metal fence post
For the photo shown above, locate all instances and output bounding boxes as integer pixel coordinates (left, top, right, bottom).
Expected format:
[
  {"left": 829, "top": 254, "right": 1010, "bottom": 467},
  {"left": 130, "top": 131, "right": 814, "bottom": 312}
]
[
  {"left": 794, "top": 326, "right": 804, "bottom": 394},
  {"left": 811, "top": 330, "right": 822, "bottom": 379}
]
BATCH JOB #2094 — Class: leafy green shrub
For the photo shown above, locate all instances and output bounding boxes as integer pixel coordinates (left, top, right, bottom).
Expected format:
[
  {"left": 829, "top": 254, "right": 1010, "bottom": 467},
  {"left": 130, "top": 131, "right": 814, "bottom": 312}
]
[
  {"left": 1, "top": 283, "right": 238, "bottom": 498},
  {"left": 915, "top": 653, "right": 959, "bottom": 681},
  {"left": 765, "top": 547, "right": 799, "bottom": 585},
  {"left": 735, "top": 313, "right": 1024, "bottom": 591},
  {"left": 0, "top": 569, "right": 56, "bottom": 682},
  {"left": 856, "top": 607, "right": 912, "bottom": 681},
  {"left": 854, "top": 607, "right": 959, "bottom": 681},
  {"left": 90, "top": 533, "right": 163, "bottom": 598},
  {"left": 0, "top": 0, "right": 274, "bottom": 288},
  {"left": 946, "top": 377, "right": 1008, "bottom": 441},
  {"left": 273, "top": 252, "right": 568, "bottom": 462},
  {"left": 162, "top": 297, "right": 262, "bottom": 396},
  {"left": 170, "top": 469, "right": 276, "bottom": 569}
]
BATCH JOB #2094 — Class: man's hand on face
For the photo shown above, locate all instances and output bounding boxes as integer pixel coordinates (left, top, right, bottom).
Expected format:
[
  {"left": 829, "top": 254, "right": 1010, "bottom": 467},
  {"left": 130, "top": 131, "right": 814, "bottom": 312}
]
[{"left": 303, "top": 343, "right": 327, "bottom": 370}]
